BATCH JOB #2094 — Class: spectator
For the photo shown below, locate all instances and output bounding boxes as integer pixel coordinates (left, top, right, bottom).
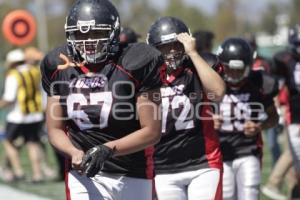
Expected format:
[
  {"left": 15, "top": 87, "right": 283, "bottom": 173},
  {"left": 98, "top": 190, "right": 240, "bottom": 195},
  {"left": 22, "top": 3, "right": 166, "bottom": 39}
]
[
  {"left": 0, "top": 49, "right": 44, "bottom": 182},
  {"left": 245, "top": 33, "right": 282, "bottom": 166}
]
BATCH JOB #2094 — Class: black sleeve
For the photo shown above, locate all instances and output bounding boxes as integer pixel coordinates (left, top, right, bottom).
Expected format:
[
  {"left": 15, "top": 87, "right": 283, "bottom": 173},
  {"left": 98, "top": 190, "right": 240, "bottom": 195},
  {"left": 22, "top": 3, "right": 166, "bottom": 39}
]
[
  {"left": 249, "top": 71, "right": 276, "bottom": 108},
  {"left": 40, "top": 45, "right": 68, "bottom": 96},
  {"left": 249, "top": 70, "right": 278, "bottom": 97},
  {"left": 262, "top": 73, "right": 279, "bottom": 99},
  {"left": 122, "top": 43, "right": 163, "bottom": 93},
  {"left": 246, "top": 72, "right": 275, "bottom": 121},
  {"left": 272, "top": 51, "right": 289, "bottom": 79},
  {"left": 201, "top": 52, "right": 224, "bottom": 77}
]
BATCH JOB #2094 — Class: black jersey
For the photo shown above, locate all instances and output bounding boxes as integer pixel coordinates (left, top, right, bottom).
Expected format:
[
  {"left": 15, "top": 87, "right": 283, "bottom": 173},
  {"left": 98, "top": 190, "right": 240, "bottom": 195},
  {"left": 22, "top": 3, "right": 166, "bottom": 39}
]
[
  {"left": 154, "top": 62, "right": 222, "bottom": 174},
  {"left": 273, "top": 50, "right": 300, "bottom": 123},
  {"left": 218, "top": 71, "right": 276, "bottom": 161},
  {"left": 41, "top": 43, "right": 163, "bottom": 179}
]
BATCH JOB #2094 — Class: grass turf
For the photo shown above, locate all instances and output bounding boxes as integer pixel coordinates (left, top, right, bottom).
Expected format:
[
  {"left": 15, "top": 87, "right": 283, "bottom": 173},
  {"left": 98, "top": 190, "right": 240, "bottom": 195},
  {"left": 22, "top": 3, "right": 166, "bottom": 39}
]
[{"left": 0, "top": 134, "right": 298, "bottom": 200}]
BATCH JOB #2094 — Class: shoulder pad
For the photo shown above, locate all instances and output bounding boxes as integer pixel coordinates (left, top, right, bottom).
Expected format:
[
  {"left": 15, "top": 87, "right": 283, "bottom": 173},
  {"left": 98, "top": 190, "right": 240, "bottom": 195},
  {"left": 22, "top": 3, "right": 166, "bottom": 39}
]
[
  {"left": 249, "top": 70, "right": 278, "bottom": 96},
  {"left": 121, "top": 43, "right": 161, "bottom": 71},
  {"left": 40, "top": 44, "right": 69, "bottom": 96},
  {"left": 201, "top": 52, "right": 219, "bottom": 67},
  {"left": 42, "top": 44, "right": 69, "bottom": 72},
  {"left": 40, "top": 44, "right": 69, "bottom": 82},
  {"left": 274, "top": 50, "right": 292, "bottom": 65},
  {"left": 248, "top": 70, "right": 263, "bottom": 88},
  {"left": 262, "top": 73, "right": 278, "bottom": 96}
]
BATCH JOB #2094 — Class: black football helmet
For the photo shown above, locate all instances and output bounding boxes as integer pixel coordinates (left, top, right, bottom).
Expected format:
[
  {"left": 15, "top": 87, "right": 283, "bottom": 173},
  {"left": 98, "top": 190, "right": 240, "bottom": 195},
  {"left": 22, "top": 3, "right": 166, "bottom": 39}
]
[
  {"left": 216, "top": 37, "right": 253, "bottom": 85},
  {"left": 119, "top": 27, "right": 140, "bottom": 44},
  {"left": 289, "top": 24, "right": 300, "bottom": 55},
  {"left": 147, "top": 17, "right": 190, "bottom": 72},
  {"left": 65, "top": 0, "right": 120, "bottom": 64}
]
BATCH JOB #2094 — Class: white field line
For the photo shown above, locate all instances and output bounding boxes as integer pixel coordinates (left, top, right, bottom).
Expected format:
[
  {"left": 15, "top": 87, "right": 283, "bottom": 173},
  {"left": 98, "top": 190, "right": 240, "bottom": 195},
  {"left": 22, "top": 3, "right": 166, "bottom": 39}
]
[{"left": 0, "top": 184, "right": 52, "bottom": 200}]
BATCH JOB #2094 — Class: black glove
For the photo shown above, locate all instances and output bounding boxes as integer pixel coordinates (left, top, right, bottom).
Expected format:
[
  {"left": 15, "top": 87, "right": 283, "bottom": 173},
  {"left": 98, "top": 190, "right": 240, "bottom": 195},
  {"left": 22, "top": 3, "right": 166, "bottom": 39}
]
[{"left": 80, "top": 145, "right": 115, "bottom": 177}]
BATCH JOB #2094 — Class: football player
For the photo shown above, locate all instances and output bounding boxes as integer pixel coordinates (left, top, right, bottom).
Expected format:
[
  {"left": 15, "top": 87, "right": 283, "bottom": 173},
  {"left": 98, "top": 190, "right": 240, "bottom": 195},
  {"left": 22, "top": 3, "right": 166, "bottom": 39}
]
[
  {"left": 213, "top": 38, "right": 279, "bottom": 200},
  {"left": 147, "top": 17, "right": 225, "bottom": 200},
  {"left": 40, "top": 0, "right": 164, "bottom": 199},
  {"left": 262, "top": 24, "right": 300, "bottom": 199},
  {"left": 119, "top": 27, "right": 140, "bottom": 45},
  {"left": 273, "top": 24, "right": 300, "bottom": 174}
]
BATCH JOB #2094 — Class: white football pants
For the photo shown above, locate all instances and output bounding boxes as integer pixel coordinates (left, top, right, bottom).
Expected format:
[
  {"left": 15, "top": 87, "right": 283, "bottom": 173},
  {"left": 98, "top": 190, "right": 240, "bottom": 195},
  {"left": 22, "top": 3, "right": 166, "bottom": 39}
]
[{"left": 155, "top": 168, "right": 222, "bottom": 200}]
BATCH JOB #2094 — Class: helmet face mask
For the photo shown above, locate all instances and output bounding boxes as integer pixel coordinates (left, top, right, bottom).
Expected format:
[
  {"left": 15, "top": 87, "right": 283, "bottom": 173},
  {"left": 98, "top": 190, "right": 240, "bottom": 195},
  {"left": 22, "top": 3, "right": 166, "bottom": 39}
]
[
  {"left": 222, "top": 60, "right": 250, "bottom": 84},
  {"left": 157, "top": 41, "right": 185, "bottom": 71},
  {"left": 65, "top": 0, "right": 120, "bottom": 64},
  {"left": 66, "top": 28, "right": 112, "bottom": 63}
]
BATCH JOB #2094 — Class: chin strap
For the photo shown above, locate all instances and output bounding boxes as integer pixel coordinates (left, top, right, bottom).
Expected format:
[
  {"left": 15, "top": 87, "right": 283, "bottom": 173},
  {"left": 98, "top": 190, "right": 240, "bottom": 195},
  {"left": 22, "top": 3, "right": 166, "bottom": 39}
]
[
  {"left": 159, "top": 55, "right": 189, "bottom": 84},
  {"left": 227, "top": 78, "right": 247, "bottom": 90},
  {"left": 160, "top": 64, "right": 184, "bottom": 84}
]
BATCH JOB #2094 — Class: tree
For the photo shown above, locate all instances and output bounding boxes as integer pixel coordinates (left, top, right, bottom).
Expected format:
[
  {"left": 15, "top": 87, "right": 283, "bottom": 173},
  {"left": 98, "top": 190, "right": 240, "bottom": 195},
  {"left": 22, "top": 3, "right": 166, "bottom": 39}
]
[
  {"left": 213, "top": 0, "right": 238, "bottom": 42},
  {"left": 290, "top": 0, "right": 300, "bottom": 25},
  {"left": 259, "top": 3, "right": 280, "bottom": 35},
  {"left": 163, "top": 0, "right": 209, "bottom": 32},
  {"left": 122, "top": 0, "right": 160, "bottom": 40}
]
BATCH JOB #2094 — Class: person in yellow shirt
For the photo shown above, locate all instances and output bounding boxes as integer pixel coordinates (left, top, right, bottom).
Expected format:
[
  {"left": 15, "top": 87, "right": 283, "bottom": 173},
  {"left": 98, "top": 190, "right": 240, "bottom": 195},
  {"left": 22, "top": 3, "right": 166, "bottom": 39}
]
[{"left": 0, "top": 49, "right": 44, "bottom": 182}]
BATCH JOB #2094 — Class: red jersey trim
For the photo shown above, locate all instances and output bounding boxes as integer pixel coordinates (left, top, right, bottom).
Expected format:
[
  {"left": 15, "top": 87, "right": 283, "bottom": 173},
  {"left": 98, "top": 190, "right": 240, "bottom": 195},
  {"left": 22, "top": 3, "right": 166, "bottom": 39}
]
[
  {"left": 113, "top": 63, "right": 141, "bottom": 88},
  {"left": 214, "top": 169, "right": 223, "bottom": 200},
  {"left": 145, "top": 146, "right": 155, "bottom": 179},
  {"left": 256, "top": 132, "right": 263, "bottom": 169},
  {"left": 200, "top": 97, "right": 223, "bottom": 169},
  {"left": 64, "top": 159, "right": 71, "bottom": 200},
  {"left": 50, "top": 69, "right": 59, "bottom": 80}
]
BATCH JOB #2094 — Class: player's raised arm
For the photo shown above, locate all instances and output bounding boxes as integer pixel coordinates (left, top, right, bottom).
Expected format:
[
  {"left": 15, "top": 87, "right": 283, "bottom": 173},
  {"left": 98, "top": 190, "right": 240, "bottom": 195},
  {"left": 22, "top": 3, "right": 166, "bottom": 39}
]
[{"left": 177, "top": 33, "right": 225, "bottom": 102}]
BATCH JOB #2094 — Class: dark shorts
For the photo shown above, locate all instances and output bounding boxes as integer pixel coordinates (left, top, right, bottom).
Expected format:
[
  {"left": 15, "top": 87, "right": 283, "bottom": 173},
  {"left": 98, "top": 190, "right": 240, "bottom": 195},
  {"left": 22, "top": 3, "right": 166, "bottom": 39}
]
[{"left": 5, "top": 121, "right": 43, "bottom": 142}]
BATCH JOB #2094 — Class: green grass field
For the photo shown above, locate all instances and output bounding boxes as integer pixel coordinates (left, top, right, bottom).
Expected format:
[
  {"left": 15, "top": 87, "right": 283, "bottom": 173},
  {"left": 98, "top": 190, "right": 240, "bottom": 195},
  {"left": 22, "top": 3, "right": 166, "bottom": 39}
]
[{"left": 0, "top": 134, "right": 297, "bottom": 200}]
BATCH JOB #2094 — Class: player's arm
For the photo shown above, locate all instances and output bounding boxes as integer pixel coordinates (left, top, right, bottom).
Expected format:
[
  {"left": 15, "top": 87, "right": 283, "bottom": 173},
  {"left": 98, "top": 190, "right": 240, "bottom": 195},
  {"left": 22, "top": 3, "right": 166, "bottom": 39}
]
[
  {"left": 0, "top": 73, "right": 18, "bottom": 108},
  {"left": 81, "top": 92, "right": 161, "bottom": 177},
  {"left": 177, "top": 33, "right": 225, "bottom": 102},
  {"left": 104, "top": 93, "right": 161, "bottom": 156},
  {"left": 260, "top": 104, "right": 279, "bottom": 130},
  {"left": 46, "top": 96, "right": 84, "bottom": 170},
  {"left": 244, "top": 104, "right": 279, "bottom": 137},
  {"left": 0, "top": 100, "right": 13, "bottom": 108}
]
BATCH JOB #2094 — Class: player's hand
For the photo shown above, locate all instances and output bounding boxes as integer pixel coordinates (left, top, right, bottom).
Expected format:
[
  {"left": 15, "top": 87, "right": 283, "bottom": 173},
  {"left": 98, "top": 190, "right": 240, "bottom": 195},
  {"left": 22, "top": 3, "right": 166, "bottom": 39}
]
[
  {"left": 244, "top": 121, "right": 262, "bottom": 137},
  {"left": 177, "top": 33, "right": 197, "bottom": 56},
  {"left": 70, "top": 149, "right": 85, "bottom": 173},
  {"left": 206, "top": 110, "right": 223, "bottom": 130},
  {"left": 57, "top": 53, "right": 84, "bottom": 70},
  {"left": 212, "top": 114, "right": 223, "bottom": 130},
  {"left": 80, "top": 145, "right": 115, "bottom": 177}
]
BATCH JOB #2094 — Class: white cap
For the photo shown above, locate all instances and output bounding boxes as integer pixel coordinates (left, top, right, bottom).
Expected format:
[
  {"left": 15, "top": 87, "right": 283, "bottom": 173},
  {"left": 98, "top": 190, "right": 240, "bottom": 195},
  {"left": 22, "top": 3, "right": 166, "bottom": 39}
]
[{"left": 6, "top": 49, "right": 25, "bottom": 64}]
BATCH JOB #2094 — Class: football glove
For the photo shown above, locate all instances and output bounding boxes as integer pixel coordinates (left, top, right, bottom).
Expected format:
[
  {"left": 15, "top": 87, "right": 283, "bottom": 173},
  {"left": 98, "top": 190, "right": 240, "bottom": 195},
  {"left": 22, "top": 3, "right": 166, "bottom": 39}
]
[{"left": 80, "top": 145, "right": 115, "bottom": 177}]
